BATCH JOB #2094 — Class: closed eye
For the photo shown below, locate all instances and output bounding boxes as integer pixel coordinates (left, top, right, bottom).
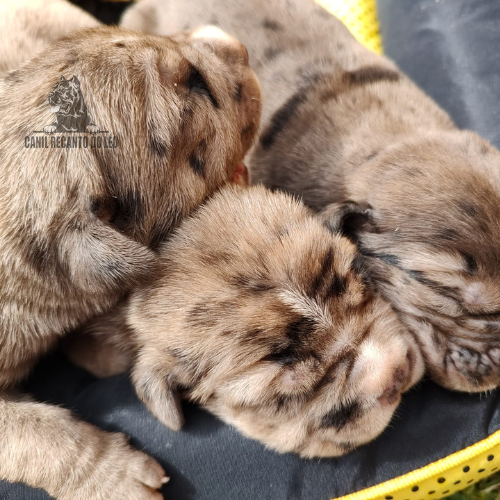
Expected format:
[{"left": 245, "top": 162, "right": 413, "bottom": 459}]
[{"left": 186, "top": 65, "right": 219, "bottom": 108}]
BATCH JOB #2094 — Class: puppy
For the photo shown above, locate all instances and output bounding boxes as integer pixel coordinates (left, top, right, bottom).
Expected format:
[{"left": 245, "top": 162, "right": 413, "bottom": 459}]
[
  {"left": 72, "top": 185, "right": 425, "bottom": 458},
  {"left": 122, "top": 0, "right": 500, "bottom": 393},
  {"left": 0, "top": 21, "right": 260, "bottom": 500}
]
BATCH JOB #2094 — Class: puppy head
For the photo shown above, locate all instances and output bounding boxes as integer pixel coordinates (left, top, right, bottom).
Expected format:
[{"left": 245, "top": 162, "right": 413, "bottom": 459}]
[
  {"left": 3, "top": 26, "right": 261, "bottom": 248},
  {"left": 130, "top": 185, "right": 424, "bottom": 457},
  {"left": 321, "top": 131, "right": 500, "bottom": 392}
]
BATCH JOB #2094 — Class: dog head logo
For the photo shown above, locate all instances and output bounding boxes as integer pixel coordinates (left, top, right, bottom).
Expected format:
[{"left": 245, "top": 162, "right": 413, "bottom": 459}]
[{"left": 44, "top": 75, "right": 99, "bottom": 134}]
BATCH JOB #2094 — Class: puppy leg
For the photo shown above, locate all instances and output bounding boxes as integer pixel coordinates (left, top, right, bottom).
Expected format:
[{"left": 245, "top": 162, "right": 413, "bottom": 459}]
[
  {"left": 64, "top": 304, "right": 135, "bottom": 378},
  {"left": 0, "top": 394, "right": 167, "bottom": 500},
  {"left": 64, "top": 330, "right": 133, "bottom": 378}
]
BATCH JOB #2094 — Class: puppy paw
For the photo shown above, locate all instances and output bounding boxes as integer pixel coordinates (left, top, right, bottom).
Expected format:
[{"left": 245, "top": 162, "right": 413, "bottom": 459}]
[
  {"left": 67, "top": 220, "right": 159, "bottom": 293},
  {"left": 55, "top": 431, "right": 168, "bottom": 500},
  {"left": 44, "top": 125, "right": 56, "bottom": 134},
  {"left": 86, "top": 124, "right": 100, "bottom": 134}
]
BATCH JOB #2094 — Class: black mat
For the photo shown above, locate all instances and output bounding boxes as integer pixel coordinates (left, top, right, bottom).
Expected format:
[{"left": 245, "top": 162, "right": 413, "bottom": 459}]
[
  {"left": 378, "top": 0, "right": 500, "bottom": 151},
  {"left": 69, "top": 0, "right": 132, "bottom": 25},
  {"left": 0, "top": 354, "right": 497, "bottom": 500}
]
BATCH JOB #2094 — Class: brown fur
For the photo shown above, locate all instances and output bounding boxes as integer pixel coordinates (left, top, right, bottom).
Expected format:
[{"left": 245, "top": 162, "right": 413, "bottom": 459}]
[
  {"left": 74, "top": 185, "right": 424, "bottom": 457},
  {"left": 123, "top": 0, "right": 500, "bottom": 393},
  {"left": 0, "top": 16, "right": 261, "bottom": 500}
]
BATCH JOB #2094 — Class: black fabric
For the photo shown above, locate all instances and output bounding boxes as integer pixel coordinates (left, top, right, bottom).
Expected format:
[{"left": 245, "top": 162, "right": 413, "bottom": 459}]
[
  {"left": 69, "top": 0, "right": 133, "bottom": 25},
  {"left": 377, "top": 0, "right": 500, "bottom": 150},
  {"left": 0, "top": 354, "right": 498, "bottom": 500},
  {"left": 3, "top": 1, "right": 500, "bottom": 499}
]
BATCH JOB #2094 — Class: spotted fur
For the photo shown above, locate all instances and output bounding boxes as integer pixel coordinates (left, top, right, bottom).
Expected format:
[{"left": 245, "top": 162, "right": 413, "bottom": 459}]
[
  {"left": 123, "top": 0, "right": 500, "bottom": 393},
  {"left": 0, "top": 6, "right": 261, "bottom": 498},
  {"left": 75, "top": 185, "right": 424, "bottom": 458}
]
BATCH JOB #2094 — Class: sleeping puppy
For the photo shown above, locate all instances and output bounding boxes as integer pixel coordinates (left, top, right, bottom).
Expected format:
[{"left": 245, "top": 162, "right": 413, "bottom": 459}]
[
  {"left": 70, "top": 185, "right": 425, "bottom": 458},
  {"left": 122, "top": 0, "right": 500, "bottom": 393},
  {"left": 0, "top": 22, "right": 260, "bottom": 500}
]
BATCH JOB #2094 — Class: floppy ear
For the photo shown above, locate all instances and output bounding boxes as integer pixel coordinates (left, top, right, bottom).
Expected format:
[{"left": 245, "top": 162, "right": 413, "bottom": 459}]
[
  {"left": 132, "top": 351, "right": 184, "bottom": 431},
  {"left": 319, "top": 201, "right": 374, "bottom": 241}
]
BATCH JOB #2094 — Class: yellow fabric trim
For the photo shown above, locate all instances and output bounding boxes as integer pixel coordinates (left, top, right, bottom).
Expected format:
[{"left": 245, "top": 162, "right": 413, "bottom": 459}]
[
  {"left": 333, "top": 429, "right": 500, "bottom": 500},
  {"left": 315, "top": 0, "right": 382, "bottom": 54}
]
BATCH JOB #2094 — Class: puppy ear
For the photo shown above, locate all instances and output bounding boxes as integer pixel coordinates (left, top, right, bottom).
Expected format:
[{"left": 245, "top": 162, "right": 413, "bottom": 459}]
[
  {"left": 132, "top": 352, "right": 185, "bottom": 431},
  {"left": 319, "top": 201, "right": 374, "bottom": 241},
  {"left": 64, "top": 217, "right": 159, "bottom": 294}
]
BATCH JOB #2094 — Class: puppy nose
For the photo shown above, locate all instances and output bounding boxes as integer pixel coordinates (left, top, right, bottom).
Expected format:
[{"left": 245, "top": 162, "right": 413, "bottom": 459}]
[
  {"left": 191, "top": 25, "right": 249, "bottom": 65},
  {"left": 378, "top": 360, "right": 410, "bottom": 405}
]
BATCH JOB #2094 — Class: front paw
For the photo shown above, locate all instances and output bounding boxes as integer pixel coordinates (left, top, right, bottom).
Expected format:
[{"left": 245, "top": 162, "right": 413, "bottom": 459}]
[
  {"left": 44, "top": 125, "right": 56, "bottom": 134},
  {"left": 55, "top": 431, "right": 168, "bottom": 500},
  {"left": 86, "top": 124, "right": 100, "bottom": 134}
]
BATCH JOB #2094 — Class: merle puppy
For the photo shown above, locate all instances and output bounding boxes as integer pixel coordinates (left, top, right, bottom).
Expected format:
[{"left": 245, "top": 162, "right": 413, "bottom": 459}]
[
  {"left": 123, "top": 0, "right": 500, "bottom": 393},
  {"left": 0, "top": 18, "right": 261, "bottom": 500}
]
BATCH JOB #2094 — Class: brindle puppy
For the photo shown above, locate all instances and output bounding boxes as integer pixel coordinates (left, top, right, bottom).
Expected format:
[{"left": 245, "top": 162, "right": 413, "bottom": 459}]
[
  {"left": 73, "top": 185, "right": 425, "bottom": 458},
  {"left": 0, "top": 22, "right": 260, "bottom": 500},
  {"left": 122, "top": 0, "right": 500, "bottom": 393}
]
